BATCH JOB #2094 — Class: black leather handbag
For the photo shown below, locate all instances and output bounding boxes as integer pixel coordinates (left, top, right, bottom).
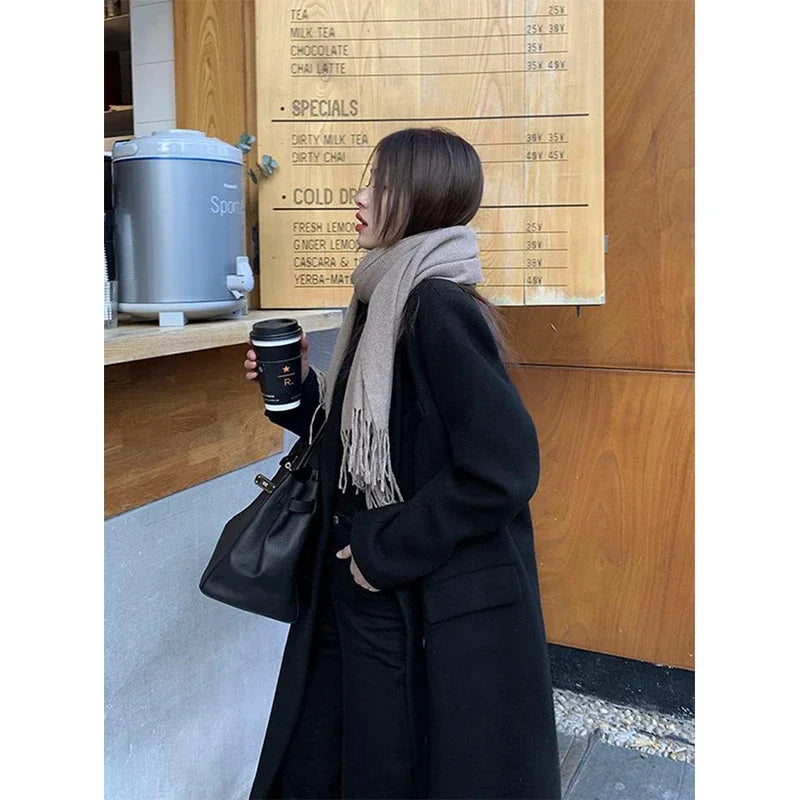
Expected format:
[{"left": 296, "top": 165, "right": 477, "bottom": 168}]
[{"left": 199, "top": 405, "right": 328, "bottom": 622}]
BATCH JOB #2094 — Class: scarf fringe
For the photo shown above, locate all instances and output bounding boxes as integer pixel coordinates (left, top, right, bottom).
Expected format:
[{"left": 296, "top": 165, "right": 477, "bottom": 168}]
[{"left": 338, "top": 407, "right": 405, "bottom": 510}]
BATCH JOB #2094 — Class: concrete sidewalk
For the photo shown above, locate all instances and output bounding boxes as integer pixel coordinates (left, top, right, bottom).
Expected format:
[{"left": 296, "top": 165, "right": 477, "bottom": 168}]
[{"left": 558, "top": 731, "right": 694, "bottom": 800}]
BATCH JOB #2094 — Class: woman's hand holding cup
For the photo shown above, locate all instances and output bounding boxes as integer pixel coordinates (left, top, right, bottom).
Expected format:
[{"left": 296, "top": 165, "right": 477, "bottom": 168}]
[{"left": 244, "top": 330, "right": 309, "bottom": 383}]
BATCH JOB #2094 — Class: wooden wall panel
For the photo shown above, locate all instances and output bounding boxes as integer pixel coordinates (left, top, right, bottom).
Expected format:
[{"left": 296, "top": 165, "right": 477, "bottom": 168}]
[
  {"left": 243, "top": 0, "right": 260, "bottom": 304},
  {"left": 105, "top": 346, "right": 283, "bottom": 517},
  {"left": 513, "top": 365, "right": 694, "bottom": 669},
  {"left": 504, "top": 0, "right": 694, "bottom": 669},
  {"left": 502, "top": 0, "right": 694, "bottom": 372},
  {"left": 174, "top": 0, "right": 262, "bottom": 305},
  {"left": 174, "top": 0, "right": 247, "bottom": 146}
]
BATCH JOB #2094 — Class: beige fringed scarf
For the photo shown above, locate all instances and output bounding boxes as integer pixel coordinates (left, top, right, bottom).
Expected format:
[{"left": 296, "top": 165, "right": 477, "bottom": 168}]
[{"left": 310, "top": 225, "right": 484, "bottom": 510}]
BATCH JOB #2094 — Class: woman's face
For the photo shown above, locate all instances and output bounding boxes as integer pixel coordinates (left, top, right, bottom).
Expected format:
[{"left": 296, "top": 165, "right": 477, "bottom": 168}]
[{"left": 354, "top": 165, "right": 388, "bottom": 250}]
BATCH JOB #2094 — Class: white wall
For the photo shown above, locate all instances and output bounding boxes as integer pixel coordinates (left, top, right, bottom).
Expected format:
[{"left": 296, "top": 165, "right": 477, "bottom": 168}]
[{"left": 130, "top": 0, "right": 176, "bottom": 137}]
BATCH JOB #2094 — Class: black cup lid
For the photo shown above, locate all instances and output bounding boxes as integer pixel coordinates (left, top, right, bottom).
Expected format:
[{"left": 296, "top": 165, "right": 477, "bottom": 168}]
[{"left": 250, "top": 318, "right": 301, "bottom": 342}]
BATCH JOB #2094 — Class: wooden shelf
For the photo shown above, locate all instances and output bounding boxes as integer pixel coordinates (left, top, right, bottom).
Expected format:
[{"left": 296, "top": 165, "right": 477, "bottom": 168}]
[
  {"left": 104, "top": 308, "right": 343, "bottom": 365},
  {"left": 105, "top": 107, "right": 133, "bottom": 137}
]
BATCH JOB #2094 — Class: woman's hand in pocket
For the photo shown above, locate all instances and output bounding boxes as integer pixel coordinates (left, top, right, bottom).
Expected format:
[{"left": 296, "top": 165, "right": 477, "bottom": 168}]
[{"left": 335, "top": 545, "right": 379, "bottom": 591}]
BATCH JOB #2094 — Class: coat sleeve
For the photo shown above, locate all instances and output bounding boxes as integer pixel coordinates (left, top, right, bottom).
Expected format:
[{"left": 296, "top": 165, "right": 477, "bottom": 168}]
[
  {"left": 263, "top": 364, "right": 322, "bottom": 440},
  {"left": 348, "top": 280, "right": 540, "bottom": 590}
]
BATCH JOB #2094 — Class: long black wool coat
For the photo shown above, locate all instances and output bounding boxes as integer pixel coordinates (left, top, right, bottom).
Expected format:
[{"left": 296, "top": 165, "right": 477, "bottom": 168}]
[{"left": 249, "top": 277, "right": 562, "bottom": 800}]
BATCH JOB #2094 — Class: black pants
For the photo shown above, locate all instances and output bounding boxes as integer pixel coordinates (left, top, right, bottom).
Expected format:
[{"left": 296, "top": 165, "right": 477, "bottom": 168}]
[{"left": 275, "top": 510, "right": 416, "bottom": 799}]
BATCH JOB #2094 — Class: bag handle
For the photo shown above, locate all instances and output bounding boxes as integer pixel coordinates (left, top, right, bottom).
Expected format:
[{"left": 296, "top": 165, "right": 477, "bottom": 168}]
[
  {"left": 281, "top": 402, "right": 328, "bottom": 474},
  {"left": 308, "top": 400, "right": 327, "bottom": 447}
]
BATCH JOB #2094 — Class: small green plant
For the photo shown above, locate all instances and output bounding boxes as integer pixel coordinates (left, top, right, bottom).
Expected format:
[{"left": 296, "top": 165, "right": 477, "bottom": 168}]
[{"left": 235, "top": 133, "right": 279, "bottom": 184}]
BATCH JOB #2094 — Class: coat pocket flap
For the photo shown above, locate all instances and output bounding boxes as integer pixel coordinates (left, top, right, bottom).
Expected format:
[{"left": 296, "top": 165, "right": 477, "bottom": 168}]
[{"left": 423, "top": 563, "right": 522, "bottom": 624}]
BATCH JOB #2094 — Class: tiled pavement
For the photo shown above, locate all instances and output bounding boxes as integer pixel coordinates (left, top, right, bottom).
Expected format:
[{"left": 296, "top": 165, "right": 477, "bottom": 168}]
[{"left": 557, "top": 731, "right": 695, "bottom": 800}]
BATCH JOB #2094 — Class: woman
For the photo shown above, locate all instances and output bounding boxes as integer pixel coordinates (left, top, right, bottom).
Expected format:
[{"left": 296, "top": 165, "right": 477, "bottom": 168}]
[{"left": 243, "top": 127, "right": 562, "bottom": 800}]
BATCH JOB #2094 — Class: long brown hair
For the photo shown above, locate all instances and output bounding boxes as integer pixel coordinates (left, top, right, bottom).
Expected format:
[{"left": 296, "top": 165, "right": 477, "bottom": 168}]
[{"left": 348, "top": 127, "right": 519, "bottom": 368}]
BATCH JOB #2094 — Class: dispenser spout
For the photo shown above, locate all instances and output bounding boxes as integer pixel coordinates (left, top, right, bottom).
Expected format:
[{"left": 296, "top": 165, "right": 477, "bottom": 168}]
[{"left": 228, "top": 256, "right": 255, "bottom": 298}]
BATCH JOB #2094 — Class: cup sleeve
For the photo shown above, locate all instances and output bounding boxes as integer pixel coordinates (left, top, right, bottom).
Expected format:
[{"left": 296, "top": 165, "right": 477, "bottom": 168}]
[{"left": 264, "top": 363, "right": 322, "bottom": 440}]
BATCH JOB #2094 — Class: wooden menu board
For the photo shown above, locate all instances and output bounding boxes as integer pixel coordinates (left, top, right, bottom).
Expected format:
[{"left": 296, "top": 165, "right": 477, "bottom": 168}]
[{"left": 256, "top": 0, "right": 604, "bottom": 307}]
